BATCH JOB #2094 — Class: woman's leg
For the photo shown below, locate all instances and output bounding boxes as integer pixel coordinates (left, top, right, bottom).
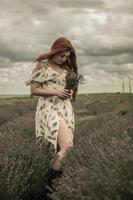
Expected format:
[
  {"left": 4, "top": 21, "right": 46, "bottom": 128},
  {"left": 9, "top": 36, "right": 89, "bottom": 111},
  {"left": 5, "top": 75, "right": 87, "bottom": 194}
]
[{"left": 51, "top": 116, "right": 74, "bottom": 171}]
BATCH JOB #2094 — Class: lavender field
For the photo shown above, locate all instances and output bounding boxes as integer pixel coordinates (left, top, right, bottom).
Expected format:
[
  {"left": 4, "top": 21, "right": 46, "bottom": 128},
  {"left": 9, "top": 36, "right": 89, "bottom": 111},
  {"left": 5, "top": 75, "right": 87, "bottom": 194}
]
[{"left": 0, "top": 93, "right": 133, "bottom": 200}]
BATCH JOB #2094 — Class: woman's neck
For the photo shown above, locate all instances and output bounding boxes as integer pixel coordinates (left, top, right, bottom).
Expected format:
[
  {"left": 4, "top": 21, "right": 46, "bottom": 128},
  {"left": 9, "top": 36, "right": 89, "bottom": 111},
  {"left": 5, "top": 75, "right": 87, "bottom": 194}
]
[{"left": 47, "top": 58, "right": 64, "bottom": 69}]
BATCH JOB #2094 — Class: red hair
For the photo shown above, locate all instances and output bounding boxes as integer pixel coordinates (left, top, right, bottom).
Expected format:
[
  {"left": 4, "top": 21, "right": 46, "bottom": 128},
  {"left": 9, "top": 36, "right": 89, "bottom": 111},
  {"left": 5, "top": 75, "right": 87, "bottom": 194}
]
[{"left": 34, "top": 37, "right": 78, "bottom": 101}]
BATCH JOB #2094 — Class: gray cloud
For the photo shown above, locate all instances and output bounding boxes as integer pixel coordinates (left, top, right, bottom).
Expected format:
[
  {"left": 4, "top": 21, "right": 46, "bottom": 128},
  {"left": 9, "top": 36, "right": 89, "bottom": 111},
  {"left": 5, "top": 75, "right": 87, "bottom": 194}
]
[
  {"left": 0, "top": 0, "right": 133, "bottom": 94},
  {"left": 56, "top": 0, "right": 105, "bottom": 9}
]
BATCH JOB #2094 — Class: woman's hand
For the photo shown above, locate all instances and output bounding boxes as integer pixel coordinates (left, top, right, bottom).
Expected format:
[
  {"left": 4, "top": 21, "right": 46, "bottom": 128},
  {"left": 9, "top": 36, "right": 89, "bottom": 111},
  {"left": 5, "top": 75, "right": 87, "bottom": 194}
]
[
  {"left": 55, "top": 88, "right": 72, "bottom": 99},
  {"left": 70, "top": 89, "right": 73, "bottom": 100}
]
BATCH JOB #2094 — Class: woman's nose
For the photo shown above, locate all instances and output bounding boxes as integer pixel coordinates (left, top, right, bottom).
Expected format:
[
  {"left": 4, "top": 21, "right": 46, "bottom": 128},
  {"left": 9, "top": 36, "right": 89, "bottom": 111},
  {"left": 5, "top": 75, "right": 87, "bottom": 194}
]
[{"left": 62, "top": 57, "right": 67, "bottom": 62}]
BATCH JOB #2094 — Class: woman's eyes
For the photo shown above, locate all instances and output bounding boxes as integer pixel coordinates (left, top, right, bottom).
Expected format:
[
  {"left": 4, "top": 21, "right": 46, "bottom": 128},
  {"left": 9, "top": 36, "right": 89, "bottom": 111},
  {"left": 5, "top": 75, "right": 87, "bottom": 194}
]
[{"left": 60, "top": 55, "right": 69, "bottom": 58}]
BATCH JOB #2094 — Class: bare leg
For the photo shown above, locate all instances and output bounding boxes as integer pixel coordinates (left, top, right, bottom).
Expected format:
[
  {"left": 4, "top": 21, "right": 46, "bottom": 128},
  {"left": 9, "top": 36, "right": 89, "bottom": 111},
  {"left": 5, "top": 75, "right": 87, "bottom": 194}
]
[{"left": 50, "top": 115, "right": 73, "bottom": 171}]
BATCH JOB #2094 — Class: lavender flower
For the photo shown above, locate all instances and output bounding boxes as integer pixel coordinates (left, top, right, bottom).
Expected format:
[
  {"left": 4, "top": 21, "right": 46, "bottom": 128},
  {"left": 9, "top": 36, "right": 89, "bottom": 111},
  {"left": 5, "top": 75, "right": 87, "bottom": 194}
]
[{"left": 65, "top": 71, "right": 85, "bottom": 90}]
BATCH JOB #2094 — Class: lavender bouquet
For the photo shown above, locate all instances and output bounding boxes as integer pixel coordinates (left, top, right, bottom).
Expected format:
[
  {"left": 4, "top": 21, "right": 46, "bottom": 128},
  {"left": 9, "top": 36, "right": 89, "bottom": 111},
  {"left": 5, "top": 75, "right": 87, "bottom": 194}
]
[{"left": 65, "top": 71, "right": 85, "bottom": 90}]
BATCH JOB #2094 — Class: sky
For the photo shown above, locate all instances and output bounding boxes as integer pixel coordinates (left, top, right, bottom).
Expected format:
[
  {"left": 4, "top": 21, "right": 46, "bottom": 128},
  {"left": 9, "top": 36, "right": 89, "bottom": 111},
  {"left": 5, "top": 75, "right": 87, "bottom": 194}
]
[{"left": 0, "top": 0, "right": 133, "bottom": 95}]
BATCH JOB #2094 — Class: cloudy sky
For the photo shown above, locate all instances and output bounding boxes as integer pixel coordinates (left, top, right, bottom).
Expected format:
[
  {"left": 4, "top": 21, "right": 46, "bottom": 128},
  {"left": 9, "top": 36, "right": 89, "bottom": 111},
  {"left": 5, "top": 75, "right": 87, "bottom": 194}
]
[{"left": 0, "top": 0, "right": 133, "bottom": 95}]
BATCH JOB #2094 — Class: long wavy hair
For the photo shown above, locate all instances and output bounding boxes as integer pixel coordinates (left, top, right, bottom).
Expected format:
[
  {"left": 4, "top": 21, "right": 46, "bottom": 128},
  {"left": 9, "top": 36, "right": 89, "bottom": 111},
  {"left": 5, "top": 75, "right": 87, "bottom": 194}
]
[{"left": 33, "top": 37, "right": 78, "bottom": 102}]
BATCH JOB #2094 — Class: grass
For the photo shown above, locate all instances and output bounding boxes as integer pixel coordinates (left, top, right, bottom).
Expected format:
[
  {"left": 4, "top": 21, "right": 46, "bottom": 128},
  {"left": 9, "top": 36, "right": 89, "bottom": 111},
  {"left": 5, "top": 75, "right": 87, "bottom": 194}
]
[{"left": 76, "top": 115, "right": 96, "bottom": 124}]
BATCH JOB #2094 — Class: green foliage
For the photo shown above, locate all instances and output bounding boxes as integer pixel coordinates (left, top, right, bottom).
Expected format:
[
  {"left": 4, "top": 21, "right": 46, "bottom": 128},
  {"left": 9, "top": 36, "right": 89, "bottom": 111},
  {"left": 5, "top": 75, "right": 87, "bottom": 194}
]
[
  {"left": 52, "top": 111, "right": 133, "bottom": 200},
  {"left": 0, "top": 112, "right": 35, "bottom": 138},
  {"left": 119, "top": 107, "right": 129, "bottom": 116},
  {"left": 0, "top": 106, "right": 19, "bottom": 126},
  {"left": 0, "top": 98, "right": 37, "bottom": 126},
  {"left": 85, "top": 101, "right": 116, "bottom": 115},
  {"left": 0, "top": 93, "right": 133, "bottom": 200},
  {"left": 0, "top": 129, "right": 55, "bottom": 200}
]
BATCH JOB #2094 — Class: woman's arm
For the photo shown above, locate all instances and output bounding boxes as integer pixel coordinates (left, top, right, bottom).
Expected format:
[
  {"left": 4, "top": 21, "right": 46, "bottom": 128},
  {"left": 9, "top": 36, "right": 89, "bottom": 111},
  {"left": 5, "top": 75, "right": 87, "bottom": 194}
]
[
  {"left": 31, "top": 81, "right": 71, "bottom": 99},
  {"left": 31, "top": 81, "right": 58, "bottom": 97},
  {"left": 70, "top": 90, "right": 75, "bottom": 104}
]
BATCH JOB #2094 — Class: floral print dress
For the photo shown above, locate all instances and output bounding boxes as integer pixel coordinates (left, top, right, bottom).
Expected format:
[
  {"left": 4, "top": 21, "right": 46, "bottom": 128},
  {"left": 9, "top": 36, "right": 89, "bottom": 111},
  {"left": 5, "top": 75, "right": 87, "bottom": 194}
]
[{"left": 25, "top": 59, "right": 75, "bottom": 156}]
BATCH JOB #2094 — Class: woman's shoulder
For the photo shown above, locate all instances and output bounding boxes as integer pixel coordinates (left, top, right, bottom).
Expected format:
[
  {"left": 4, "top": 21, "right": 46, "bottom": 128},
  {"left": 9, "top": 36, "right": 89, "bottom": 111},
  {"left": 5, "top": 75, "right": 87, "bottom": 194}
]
[
  {"left": 40, "top": 59, "right": 48, "bottom": 65},
  {"left": 37, "top": 59, "right": 48, "bottom": 69},
  {"left": 25, "top": 60, "right": 49, "bottom": 86},
  {"left": 32, "top": 60, "right": 48, "bottom": 74}
]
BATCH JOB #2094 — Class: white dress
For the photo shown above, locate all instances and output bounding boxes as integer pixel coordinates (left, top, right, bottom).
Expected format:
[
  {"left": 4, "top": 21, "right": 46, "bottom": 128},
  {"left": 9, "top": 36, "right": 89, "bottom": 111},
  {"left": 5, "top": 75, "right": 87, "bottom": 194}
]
[{"left": 25, "top": 59, "right": 75, "bottom": 156}]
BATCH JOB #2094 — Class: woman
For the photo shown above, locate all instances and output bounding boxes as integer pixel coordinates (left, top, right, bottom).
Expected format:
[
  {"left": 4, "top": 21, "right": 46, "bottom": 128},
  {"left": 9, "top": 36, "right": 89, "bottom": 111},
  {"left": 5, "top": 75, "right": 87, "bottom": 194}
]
[{"left": 25, "top": 36, "right": 78, "bottom": 192}]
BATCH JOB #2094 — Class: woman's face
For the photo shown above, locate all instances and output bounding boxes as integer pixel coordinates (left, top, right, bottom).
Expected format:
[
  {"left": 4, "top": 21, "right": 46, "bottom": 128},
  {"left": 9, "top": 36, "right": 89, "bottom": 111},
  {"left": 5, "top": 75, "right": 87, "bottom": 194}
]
[{"left": 52, "top": 51, "right": 70, "bottom": 65}]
